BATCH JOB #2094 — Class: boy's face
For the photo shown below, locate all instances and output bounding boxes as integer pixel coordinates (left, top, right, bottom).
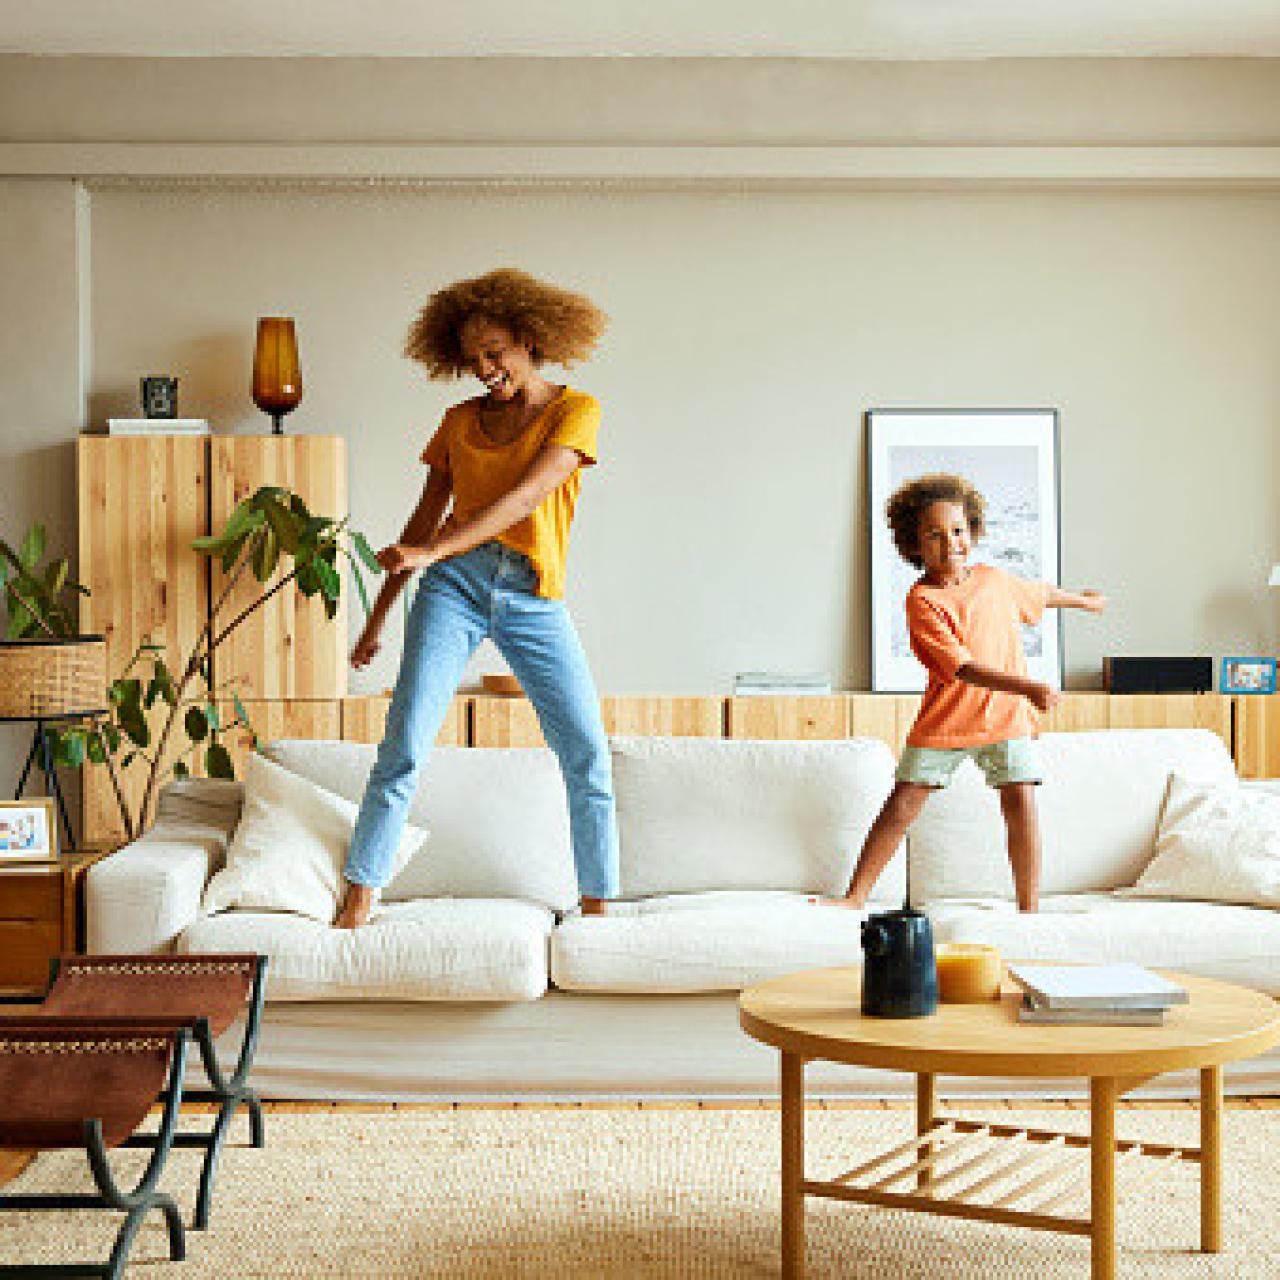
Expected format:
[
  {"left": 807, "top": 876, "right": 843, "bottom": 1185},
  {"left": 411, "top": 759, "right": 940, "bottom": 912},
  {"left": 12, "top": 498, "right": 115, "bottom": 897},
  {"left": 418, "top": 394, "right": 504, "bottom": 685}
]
[{"left": 917, "top": 500, "right": 972, "bottom": 581}]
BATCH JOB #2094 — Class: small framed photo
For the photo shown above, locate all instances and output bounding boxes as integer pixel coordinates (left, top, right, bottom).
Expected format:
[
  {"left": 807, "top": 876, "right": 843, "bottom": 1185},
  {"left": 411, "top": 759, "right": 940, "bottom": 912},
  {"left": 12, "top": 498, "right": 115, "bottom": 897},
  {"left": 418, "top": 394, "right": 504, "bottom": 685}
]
[
  {"left": 1221, "top": 657, "right": 1277, "bottom": 695},
  {"left": 0, "top": 799, "right": 58, "bottom": 864}
]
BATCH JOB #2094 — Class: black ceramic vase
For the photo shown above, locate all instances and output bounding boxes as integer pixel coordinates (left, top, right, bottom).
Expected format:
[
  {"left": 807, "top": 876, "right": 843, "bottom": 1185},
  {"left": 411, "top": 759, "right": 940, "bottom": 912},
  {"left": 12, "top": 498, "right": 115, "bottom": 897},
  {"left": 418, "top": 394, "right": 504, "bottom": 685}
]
[{"left": 860, "top": 907, "right": 939, "bottom": 1018}]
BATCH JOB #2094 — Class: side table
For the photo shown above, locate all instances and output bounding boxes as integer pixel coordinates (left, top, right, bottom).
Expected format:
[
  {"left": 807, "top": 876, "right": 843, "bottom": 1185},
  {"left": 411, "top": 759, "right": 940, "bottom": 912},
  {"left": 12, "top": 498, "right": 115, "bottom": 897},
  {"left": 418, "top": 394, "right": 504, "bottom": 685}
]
[{"left": 0, "top": 845, "right": 117, "bottom": 997}]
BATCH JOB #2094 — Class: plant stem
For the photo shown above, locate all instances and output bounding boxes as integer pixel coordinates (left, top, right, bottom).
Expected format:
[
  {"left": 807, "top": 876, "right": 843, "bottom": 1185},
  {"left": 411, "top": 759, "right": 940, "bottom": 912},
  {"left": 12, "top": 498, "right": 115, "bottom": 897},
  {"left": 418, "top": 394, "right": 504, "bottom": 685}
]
[
  {"left": 88, "top": 717, "right": 135, "bottom": 844},
  {"left": 5, "top": 581, "right": 59, "bottom": 639},
  {"left": 209, "top": 566, "right": 299, "bottom": 652}
]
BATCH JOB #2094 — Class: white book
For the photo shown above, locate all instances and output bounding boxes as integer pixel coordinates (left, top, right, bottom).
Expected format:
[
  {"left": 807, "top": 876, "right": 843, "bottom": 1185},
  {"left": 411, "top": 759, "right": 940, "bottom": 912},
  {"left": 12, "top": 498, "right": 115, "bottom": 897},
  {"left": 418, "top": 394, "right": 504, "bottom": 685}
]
[
  {"left": 1007, "top": 963, "right": 1188, "bottom": 1010},
  {"left": 1017, "top": 996, "right": 1166, "bottom": 1027},
  {"left": 107, "top": 418, "right": 210, "bottom": 435},
  {"left": 735, "top": 685, "right": 834, "bottom": 697}
]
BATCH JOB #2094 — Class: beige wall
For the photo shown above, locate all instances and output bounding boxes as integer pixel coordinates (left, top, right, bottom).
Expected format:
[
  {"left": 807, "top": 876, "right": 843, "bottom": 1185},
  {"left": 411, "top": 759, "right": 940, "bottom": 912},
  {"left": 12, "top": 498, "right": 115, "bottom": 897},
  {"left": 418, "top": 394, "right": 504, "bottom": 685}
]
[{"left": 3, "top": 56, "right": 1280, "bottom": 801}]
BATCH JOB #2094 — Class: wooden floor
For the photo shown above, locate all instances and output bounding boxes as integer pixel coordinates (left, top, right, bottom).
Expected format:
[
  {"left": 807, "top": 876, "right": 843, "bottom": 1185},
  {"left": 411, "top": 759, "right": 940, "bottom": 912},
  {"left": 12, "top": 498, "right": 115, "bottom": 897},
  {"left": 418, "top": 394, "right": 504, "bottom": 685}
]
[{"left": 4, "top": 1096, "right": 1276, "bottom": 1189}]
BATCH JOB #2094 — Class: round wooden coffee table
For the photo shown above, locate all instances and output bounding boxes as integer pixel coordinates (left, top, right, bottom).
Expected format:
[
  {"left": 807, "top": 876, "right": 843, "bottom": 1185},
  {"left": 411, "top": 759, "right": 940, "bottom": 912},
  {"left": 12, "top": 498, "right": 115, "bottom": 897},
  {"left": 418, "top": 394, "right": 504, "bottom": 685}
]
[{"left": 740, "top": 966, "right": 1280, "bottom": 1280}]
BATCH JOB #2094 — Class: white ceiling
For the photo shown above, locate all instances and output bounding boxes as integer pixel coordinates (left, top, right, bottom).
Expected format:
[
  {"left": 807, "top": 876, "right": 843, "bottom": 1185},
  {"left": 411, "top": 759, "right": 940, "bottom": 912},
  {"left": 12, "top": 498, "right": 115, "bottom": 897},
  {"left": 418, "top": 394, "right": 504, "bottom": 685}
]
[{"left": 1, "top": 0, "right": 1279, "bottom": 59}]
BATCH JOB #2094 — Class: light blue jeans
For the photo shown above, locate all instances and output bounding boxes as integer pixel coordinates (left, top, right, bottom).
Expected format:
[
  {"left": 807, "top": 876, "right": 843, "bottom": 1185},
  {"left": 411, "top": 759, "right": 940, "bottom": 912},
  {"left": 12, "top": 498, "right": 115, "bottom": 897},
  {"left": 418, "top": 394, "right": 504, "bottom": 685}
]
[{"left": 344, "top": 541, "right": 620, "bottom": 900}]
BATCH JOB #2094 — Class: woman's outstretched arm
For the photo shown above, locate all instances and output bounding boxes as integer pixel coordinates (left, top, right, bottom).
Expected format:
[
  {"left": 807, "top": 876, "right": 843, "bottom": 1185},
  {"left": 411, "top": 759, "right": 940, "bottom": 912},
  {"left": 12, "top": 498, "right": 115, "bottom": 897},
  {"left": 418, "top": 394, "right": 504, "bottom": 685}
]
[
  {"left": 351, "top": 466, "right": 453, "bottom": 669},
  {"left": 377, "top": 443, "right": 581, "bottom": 575}
]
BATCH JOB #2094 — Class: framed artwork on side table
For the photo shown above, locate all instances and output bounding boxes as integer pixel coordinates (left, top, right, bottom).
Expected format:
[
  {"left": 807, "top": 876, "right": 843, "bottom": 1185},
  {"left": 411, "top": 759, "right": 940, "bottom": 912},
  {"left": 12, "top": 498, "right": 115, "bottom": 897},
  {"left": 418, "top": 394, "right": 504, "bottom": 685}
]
[
  {"left": 1221, "top": 657, "right": 1277, "bottom": 695},
  {"left": 0, "top": 798, "right": 58, "bottom": 864},
  {"left": 867, "top": 408, "right": 1062, "bottom": 693}
]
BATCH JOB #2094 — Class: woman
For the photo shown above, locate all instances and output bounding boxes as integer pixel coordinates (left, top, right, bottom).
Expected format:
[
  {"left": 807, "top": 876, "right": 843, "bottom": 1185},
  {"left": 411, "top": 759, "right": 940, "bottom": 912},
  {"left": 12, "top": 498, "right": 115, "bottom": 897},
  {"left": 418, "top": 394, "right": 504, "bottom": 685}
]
[{"left": 335, "top": 268, "right": 619, "bottom": 928}]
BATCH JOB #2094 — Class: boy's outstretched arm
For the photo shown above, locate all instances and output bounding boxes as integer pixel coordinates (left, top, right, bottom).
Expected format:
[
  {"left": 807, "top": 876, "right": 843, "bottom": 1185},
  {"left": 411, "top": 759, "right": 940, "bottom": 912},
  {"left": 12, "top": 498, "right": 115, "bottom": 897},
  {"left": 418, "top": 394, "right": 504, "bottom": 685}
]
[
  {"left": 1045, "top": 585, "right": 1107, "bottom": 613},
  {"left": 956, "top": 663, "right": 1060, "bottom": 713}
]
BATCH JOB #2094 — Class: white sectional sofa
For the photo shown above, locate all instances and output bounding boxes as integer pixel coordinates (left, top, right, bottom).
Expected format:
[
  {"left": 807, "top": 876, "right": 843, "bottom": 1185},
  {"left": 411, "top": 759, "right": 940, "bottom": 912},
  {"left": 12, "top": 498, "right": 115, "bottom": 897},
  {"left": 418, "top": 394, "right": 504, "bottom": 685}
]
[{"left": 86, "top": 728, "right": 1280, "bottom": 1100}]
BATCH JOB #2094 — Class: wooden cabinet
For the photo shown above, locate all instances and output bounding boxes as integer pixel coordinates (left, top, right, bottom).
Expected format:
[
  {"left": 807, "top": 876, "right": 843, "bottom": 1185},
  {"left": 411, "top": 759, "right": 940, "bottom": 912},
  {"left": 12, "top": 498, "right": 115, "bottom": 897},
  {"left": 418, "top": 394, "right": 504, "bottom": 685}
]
[
  {"left": 0, "top": 849, "right": 115, "bottom": 995},
  {"left": 77, "top": 434, "right": 349, "bottom": 841}
]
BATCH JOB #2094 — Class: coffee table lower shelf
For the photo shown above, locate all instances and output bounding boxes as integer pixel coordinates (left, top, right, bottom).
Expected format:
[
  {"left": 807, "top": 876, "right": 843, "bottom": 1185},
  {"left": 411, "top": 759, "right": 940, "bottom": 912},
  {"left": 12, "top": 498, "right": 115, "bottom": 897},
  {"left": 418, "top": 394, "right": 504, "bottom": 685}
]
[{"left": 781, "top": 1061, "right": 1221, "bottom": 1280}]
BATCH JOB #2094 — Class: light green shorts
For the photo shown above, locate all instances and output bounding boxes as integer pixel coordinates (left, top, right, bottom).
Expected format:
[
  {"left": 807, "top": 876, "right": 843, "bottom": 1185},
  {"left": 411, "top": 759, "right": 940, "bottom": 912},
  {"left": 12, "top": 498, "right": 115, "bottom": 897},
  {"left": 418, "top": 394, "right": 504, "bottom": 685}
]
[{"left": 896, "top": 737, "right": 1043, "bottom": 789}]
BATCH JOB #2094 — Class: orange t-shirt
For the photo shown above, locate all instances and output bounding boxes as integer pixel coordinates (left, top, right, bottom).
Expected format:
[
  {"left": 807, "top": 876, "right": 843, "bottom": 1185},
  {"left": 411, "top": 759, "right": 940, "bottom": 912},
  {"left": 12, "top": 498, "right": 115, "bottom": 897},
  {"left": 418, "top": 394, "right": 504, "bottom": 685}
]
[
  {"left": 904, "top": 564, "right": 1050, "bottom": 749},
  {"left": 420, "top": 386, "right": 599, "bottom": 600}
]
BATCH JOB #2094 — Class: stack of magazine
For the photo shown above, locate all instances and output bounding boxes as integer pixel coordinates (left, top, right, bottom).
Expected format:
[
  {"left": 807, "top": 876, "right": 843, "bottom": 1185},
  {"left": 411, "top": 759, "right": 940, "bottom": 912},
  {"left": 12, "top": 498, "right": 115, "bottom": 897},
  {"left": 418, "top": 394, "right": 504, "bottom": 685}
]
[
  {"left": 733, "top": 672, "right": 831, "bottom": 696},
  {"left": 1009, "top": 962, "right": 1189, "bottom": 1026}
]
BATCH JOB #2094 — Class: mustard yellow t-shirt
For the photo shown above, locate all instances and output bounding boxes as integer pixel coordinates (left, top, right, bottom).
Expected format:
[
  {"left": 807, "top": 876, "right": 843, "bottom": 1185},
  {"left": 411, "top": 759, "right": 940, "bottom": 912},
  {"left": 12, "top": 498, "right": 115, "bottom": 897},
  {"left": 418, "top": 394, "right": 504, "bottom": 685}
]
[{"left": 420, "top": 386, "right": 600, "bottom": 600}]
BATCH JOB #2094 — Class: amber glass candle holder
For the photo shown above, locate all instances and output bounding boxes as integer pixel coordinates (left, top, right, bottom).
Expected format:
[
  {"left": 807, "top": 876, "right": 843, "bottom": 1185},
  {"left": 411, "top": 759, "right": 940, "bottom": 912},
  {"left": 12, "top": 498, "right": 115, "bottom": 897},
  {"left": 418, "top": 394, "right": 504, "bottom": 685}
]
[{"left": 251, "top": 317, "right": 302, "bottom": 435}]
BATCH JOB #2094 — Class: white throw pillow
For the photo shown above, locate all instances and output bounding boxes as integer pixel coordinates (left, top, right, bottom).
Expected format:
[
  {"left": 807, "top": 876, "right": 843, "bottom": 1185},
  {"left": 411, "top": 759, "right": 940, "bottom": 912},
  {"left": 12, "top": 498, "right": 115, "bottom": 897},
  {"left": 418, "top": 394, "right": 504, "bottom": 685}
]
[
  {"left": 1126, "top": 772, "right": 1280, "bottom": 908},
  {"left": 202, "top": 752, "right": 428, "bottom": 923}
]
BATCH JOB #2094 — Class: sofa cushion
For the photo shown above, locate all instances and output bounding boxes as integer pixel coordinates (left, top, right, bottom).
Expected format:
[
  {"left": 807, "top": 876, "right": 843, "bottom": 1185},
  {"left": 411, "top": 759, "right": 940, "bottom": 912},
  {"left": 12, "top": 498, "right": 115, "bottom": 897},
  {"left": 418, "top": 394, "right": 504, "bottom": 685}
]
[
  {"left": 550, "top": 892, "right": 865, "bottom": 993},
  {"left": 1126, "top": 772, "right": 1280, "bottom": 909},
  {"left": 181, "top": 898, "right": 552, "bottom": 1002},
  {"left": 908, "top": 729, "right": 1236, "bottom": 902},
  {"left": 610, "top": 736, "right": 901, "bottom": 901},
  {"left": 202, "top": 753, "right": 427, "bottom": 924},
  {"left": 926, "top": 893, "right": 1280, "bottom": 995},
  {"left": 262, "top": 740, "right": 577, "bottom": 911}
]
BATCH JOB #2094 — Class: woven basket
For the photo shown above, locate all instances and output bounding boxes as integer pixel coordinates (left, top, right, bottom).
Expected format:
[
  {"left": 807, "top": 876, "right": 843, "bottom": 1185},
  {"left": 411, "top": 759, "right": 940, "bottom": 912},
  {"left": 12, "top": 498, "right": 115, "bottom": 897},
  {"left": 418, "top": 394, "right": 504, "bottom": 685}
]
[{"left": 0, "top": 637, "right": 108, "bottom": 720}]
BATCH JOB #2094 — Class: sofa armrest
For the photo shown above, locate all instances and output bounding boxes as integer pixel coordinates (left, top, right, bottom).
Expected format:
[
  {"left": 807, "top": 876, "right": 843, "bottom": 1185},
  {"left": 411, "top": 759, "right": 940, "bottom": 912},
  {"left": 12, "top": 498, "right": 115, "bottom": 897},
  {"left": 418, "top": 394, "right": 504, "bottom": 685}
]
[{"left": 86, "top": 778, "right": 243, "bottom": 954}]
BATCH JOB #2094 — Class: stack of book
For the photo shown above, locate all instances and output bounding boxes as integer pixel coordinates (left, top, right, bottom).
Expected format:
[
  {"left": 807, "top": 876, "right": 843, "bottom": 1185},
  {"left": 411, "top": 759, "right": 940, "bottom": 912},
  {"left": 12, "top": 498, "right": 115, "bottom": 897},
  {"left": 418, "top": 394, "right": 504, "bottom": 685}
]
[
  {"left": 733, "top": 671, "right": 832, "bottom": 696},
  {"left": 1009, "top": 962, "right": 1189, "bottom": 1026}
]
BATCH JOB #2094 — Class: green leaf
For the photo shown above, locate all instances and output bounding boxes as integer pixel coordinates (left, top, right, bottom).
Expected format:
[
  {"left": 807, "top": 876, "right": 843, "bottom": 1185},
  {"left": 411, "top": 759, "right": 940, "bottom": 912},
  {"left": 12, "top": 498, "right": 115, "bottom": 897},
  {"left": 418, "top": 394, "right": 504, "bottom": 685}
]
[
  {"left": 172, "top": 760, "right": 190, "bottom": 780},
  {"left": 263, "top": 497, "right": 303, "bottom": 555},
  {"left": 112, "top": 677, "right": 143, "bottom": 710},
  {"left": 231, "top": 690, "right": 251, "bottom": 728},
  {"left": 249, "top": 486, "right": 289, "bottom": 512},
  {"left": 86, "top": 733, "right": 106, "bottom": 765},
  {"left": 314, "top": 557, "right": 341, "bottom": 601},
  {"left": 6, "top": 599, "right": 34, "bottom": 639},
  {"left": 185, "top": 705, "right": 209, "bottom": 742},
  {"left": 55, "top": 727, "right": 86, "bottom": 769},
  {"left": 323, "top": 592, "right": 339, "bottom": 621},
  {"left": 120, "top": 706, "right": 150, "bottom": 749},
  {"left": 295, "top": 561, "right": 321, "bottom": 597},
  {"left": 346, "top": 553, "right": 371, "bottom": 616},
  {"left": 19, "top": 524, "right": 46, "bottom": 570},
  {"left": 103, "top": 722, "right": 122, "bottom": 752},
  {"left": 205, "top": 742, "right": 235, "bottom": 780},
  {"left": 153, "top": 662, "right": 177, "bottom": 707},
  {"left": 251, "top": 528, "right": 279, "bottom": 583},
  {"left": 205, "top": 702, "right": 222, "bottom": 732},
  {"left": 44, "top": 557, "right": 68, "bottom": 595},
  {"left": 349, "top": 530, "right": 383, "bottom": 577}
]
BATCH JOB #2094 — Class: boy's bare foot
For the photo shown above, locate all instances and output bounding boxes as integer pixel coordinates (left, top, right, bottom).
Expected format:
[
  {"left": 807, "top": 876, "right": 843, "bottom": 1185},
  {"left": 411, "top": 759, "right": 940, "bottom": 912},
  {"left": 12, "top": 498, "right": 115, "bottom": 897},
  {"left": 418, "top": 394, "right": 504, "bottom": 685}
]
[
  {"left": 333, "top": 883, "right": 374, "bottom": 929},
  {"left": 580, "top": 896, "right": 607, "bottom": 917},
  {"left": 812, "top": 894, "right": 867, "bottom": 910}
]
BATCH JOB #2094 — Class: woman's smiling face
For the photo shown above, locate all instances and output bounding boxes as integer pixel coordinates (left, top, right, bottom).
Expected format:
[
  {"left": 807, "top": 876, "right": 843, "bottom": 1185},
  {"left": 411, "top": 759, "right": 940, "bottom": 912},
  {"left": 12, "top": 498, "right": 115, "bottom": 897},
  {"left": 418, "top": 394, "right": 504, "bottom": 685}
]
[{"left": 459, "top": 316, "right": 535, "bottom": 402}]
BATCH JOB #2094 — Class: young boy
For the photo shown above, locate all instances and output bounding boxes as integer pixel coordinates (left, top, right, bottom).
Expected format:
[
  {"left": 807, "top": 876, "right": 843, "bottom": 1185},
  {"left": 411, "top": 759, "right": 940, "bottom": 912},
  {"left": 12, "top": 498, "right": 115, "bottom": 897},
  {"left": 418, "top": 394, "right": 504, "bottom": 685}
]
[{"left": 837, "top": 473, "right": 1105, "bottom": 913}]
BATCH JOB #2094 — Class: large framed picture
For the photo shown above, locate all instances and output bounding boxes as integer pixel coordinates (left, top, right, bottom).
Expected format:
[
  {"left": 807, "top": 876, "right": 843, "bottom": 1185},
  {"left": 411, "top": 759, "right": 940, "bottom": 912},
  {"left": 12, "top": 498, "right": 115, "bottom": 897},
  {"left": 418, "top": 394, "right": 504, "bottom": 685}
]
[
  {"left": 867, "top": 408, "right": 1062, "bottom": 693},
  {"left": 0, "top": 798, "right": 58, "bottom": 864}
]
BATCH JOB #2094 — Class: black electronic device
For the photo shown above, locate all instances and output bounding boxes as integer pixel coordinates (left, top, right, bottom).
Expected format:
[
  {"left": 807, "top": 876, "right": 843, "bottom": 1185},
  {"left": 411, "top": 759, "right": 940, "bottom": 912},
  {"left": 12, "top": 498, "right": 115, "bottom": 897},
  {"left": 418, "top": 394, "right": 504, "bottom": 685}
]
[{"left": 1102, "top": 656, "right": 1212, "bottom": 695}]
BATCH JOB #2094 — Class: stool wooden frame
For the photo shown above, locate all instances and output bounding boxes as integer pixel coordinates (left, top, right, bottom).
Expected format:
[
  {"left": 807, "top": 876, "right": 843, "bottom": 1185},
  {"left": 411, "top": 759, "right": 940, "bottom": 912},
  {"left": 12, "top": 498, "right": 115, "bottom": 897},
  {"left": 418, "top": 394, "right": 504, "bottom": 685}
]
[
  {"left": 740, "top": 967, "right": 1280, "bottom": 1280},
  {"left": 39, "top": 952, "right": 268, "bottom": 1230},
  {"left": 0, "top": 1016, "right": 193, "bottom": 1279}
]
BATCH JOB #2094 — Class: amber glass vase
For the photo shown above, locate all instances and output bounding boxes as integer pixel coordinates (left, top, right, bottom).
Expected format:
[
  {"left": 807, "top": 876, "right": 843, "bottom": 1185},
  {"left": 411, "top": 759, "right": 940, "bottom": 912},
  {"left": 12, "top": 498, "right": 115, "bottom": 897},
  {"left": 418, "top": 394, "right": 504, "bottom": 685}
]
[{"left": 251, "top": 317, "right": 302, "bottom": 434}]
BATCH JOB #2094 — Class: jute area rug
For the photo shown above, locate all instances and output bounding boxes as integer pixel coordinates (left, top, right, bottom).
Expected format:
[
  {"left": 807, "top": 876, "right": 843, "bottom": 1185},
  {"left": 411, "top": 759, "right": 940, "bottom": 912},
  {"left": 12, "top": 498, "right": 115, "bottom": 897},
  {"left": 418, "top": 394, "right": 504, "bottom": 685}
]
[{"left": 4, "top": 1105, "right": 1279, "bottom": 1277}]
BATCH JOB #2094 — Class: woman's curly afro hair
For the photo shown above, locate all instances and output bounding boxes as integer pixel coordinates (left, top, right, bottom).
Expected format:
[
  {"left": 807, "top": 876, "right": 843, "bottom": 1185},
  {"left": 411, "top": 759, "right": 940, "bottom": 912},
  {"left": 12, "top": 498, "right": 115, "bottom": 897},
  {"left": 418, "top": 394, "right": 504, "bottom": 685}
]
[
  {"left": 886, "top": 473, "right": 987, "bottom": 569},
  {"left": 404, "top": 268, "right": 608, "bottom": 380}
]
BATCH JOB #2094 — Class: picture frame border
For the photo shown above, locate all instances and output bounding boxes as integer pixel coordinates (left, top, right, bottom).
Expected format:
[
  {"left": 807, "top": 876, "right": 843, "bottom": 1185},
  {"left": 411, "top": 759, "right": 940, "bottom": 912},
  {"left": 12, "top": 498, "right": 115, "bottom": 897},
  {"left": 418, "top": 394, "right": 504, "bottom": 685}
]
[
  {"left": 1220, "top": 656, "right": 1278, "bottom": 696},
  {"left": 0, "top": 797, "right": 59, "bottom": 865},
  {"left": 866, "top": 407, "right": 1063, "bottom": 693}
]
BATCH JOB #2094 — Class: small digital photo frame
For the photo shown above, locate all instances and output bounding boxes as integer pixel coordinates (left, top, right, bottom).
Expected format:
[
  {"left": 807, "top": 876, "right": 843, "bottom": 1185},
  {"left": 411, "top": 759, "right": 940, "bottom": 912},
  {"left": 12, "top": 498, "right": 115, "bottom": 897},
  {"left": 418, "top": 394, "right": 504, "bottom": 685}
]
[{"left": 1221, "top": 656, "right": 1278, "bottom": 695}]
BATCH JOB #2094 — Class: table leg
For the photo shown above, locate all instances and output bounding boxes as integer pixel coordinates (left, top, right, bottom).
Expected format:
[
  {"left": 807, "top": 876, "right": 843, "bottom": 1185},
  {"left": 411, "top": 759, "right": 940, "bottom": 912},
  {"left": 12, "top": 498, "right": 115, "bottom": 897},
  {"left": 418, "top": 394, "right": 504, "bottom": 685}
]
[
  {"left": 1090, "top": 1077, "right": 1117, "bottom": 1280},
  {"left": 917, "top": 1071, "right": 936, "bottom": 1191},
  {"left": 781, "top": 1051, "right": 805, "bottom": 1280},
  {"left": 1200, "top": 1065, "right": 1222, "bottom": 1252}
]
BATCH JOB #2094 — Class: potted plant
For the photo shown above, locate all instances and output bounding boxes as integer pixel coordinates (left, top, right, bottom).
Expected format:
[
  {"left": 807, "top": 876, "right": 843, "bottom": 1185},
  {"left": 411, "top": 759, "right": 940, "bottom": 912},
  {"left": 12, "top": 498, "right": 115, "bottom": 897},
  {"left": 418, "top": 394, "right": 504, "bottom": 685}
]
[{"left": 16, "top": 489, "right": 378, "bottom": 844}]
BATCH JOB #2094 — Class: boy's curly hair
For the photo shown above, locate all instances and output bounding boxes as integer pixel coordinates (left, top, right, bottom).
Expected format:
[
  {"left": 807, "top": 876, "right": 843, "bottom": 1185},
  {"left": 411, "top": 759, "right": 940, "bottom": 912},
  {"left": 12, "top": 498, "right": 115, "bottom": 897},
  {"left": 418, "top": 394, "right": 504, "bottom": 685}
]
[
  {"left": 404, "top": 268, "right": 608, "bottom": 379},
  {"left": 886, "top": 473, "right": 986, "bottom": 569}
]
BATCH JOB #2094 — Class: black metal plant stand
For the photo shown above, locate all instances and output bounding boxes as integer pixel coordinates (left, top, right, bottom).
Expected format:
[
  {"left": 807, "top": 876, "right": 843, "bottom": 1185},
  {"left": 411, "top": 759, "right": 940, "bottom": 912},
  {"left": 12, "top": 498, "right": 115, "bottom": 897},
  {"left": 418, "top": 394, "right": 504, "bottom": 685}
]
[{"left": 7, "top": 714, "right": 78, "bottom": 850}]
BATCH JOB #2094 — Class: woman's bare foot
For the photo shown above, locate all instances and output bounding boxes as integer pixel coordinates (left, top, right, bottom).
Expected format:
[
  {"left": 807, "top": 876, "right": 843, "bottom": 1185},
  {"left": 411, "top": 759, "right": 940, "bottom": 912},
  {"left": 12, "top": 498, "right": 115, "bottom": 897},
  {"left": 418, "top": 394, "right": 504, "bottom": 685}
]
[
  {"left": 334, "top": 882, "right": 374, "bottom": 929},
  {"left": 580, "top": 896, "right": 607, "bottom": 917}
]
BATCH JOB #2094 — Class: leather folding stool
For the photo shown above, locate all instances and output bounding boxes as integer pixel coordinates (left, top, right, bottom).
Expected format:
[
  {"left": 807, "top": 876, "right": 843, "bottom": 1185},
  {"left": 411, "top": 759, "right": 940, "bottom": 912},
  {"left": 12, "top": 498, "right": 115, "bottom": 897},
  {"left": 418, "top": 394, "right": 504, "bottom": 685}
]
[
  {"left": 38, "top": 952, "right": 268, "bottom": 1230},
  {"left": 0, "top": 1016, "right": 194, "bottom": 1278}
]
